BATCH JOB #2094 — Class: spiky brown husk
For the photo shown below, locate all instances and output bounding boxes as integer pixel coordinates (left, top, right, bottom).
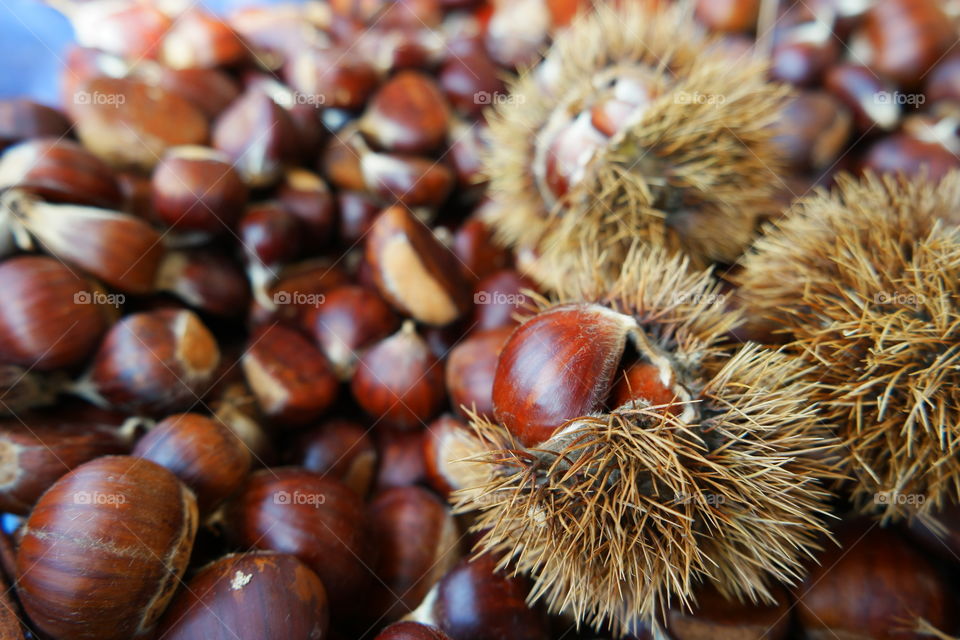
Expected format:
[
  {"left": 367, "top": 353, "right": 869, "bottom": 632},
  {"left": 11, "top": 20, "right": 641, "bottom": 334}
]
[
  {"left": 738, "top": 171, "right": 960, "bottom": 522},
  {"left": 453, "top": 247, "right": 838, "bottom": 635},
  {"left": 483, "top": 3, "right": 789, "bottom": 291}
]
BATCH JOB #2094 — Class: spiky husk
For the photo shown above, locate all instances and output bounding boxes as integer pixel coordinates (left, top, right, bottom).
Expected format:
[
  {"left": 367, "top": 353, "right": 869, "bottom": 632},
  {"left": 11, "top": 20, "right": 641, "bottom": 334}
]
[
  {"left": 484, "top": 3, "right": 789, "bottom": 291},
  {"left": 453, "top": 247, "right": 838, "bottom": 634},
  {"left": 738, "top": 171, "right": 960, "bottom": 522}
]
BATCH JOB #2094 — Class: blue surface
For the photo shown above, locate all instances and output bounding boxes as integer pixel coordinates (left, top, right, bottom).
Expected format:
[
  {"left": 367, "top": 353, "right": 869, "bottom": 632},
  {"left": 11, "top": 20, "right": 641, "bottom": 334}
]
[
  {"left": 0, "top": 0, "right": 281, "bottom": 105},
  {"left": 0, "top": 0, "right": 75, "bottom": 105}
]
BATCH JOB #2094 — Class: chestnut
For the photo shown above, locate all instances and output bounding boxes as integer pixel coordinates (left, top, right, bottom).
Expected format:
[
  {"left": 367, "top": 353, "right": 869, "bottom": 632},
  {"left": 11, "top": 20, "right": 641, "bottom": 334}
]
[
  {"left": 445, "top": 327, "right": 513, "bottom": 420},
  {"left": 338, "top": 190, "right": 382, "bottom": 244},
  {"left": 69, "top": 77, "right": 209, "bottom": 171},
  {"left": 286, "top": 47, "right": 379, "bottom": 111},
  {"left": 212, "top": 89, "right": 299, "bottom": 188},
  {"left": 667, "top": 583, "right": 791, "bottom": 639},
  {"left": 85, "top": 308, "right": 220, "bottom": 415},
  {"left": 0, "top": 99, "right": 71, "bottom": 151},
  {"left": 241, "top": 324, "right": 338, "bottom": 428},
  {"left": 158, "top": 551, "right": 329, "bottom": 640},
  {"left": 360, "top": 71, "right": 451, "bottom": 154},
  {"left": 361, "top": 152, "right": 455, "bottom": 209},
  {"left": 422, "top": 414, "right": 485, "bottom": 497},
  {"left": 695, "top": 0, "right": 760, "bottom": 32},
  {"left": 493, "top": 304, "right": 636, "bottom": 447},
  {"left": 66, "top": 2, "right": 171, "bottom": 60},
  {"left": 16, "top": 455, "right": 198, "bottom": 640},
  {"left": 160, "top": 9, "right": 247, "bottom": 70},
  {"left": 407, "top": 555, "right": 550, "bottom": 640},
  {"left": 10, "top": 193, "right": 165, "bottom": 294},
  {"left": 859, "top": 0, "right": 953, "bottom": 88},
  {"left": 156, "top": 247, "right": 251, "bottom": 318},
  {"left": 0, "top": 138, "right": 123, "bottom": 209},
  {"left": 295, "top": 419, "right": 378, "bottom": 497},
  {"left": 351, "top": 321, "right": 446, "bottom": 430},
  {"left": 366, "top": 206, "right": 472, "bottom": 326},
  {"left": 439, "top": 51, "right": 505, "bottom": 119},
  {"left": 253, "top": 259, "right": 349, "bottom": 328},
  {"left": 133, "top": 412, "right": 251, "bottom": 513},
  {"left": 772, "top": 91, "right": 852, "bottom": 172},
  {"left": 0, "top": 255, "right": 109, "bottom": 371},
  {"left": 0, "top": 404, "right": 132, "bottom": 514},
  {"left": 154, "top": 67, "right": 241, "bottom": 120},
  {"left": 451, "top": 218, "right": 512, "bottom": 284},
  {"left": 226, "top": 468, "right": 373, "bottom": 615},
  {"left": 151, "top": 145, "right": 248, "bottom": 234},
  {"left": 238, "top": 202, "right": 303, "bottom": 307},
  {"left": 794, "top": 521, "right": 955, "bottom": 639},
  {"left": 277, "top": 168, "right": 337, "bottom": 247},
  {"left": 484, "top": 0, "right": 551, "bottom": 69},
  {"left": 368, "top": 486, "right": 461, "bottom": 621},
  {"left": 824, "top": 63, "right": 900, "bottom": 132},
  {"left": 304, "top": 285, "right": 401, "bottom": 380},
  {"left": 376, "top": 430, "right": 428, "bottom": 490},
  {"left": 861, "top": 134, "right": 960, "bottom": 181},
  {"left": 376, "top": 621, "right": 452, "bottom": 639},
  {"left": 0, "top": 571, "right": 23, "bottom": 640},
  {"left": 471, "top": 269, "right": 538, "bottom": 331}
]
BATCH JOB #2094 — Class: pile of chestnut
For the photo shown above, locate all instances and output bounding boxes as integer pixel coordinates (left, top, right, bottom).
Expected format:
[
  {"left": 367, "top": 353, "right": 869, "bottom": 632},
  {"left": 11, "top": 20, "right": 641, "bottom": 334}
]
[{"left": 0, "top": 0, "right": 957, "bottom": 639}]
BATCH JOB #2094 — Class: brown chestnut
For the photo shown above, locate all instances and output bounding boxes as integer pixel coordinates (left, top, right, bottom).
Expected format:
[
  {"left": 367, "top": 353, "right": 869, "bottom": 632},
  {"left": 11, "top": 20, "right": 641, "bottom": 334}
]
[
  {"left": 156, "top": 247, "right": 251, "bottom": 317},
  {"left": 277, "top": 168, "right": 338, "bottom": 247},
  {"left": 366, "top": 206, "right": 472, "bottom": 326},
  {"left": 158, "top": 551, "right": 329, "bottom": 640},
  {"left": 133, "top": 412, "right": 251, "bottom": 513},
  {"left": 861, "top": 134, "right": 960, "bottom": 181},
  {"left": 772, "top": 91, "right": 852, "bottom": 172},
  {"left": 794, "top": 521, "right": 954, "bottom": 639},
  {"left": 226, "top": 468, "right": 373, "bottom": 615},
  {"left": 85, "top": 308, "right": 220, "bottom": 415},
  {"left": 367, "top": 486, "right": 461, "bottom": 620},
  {"left": 472, "top": 269, "right": 538, "bottom": 331},
  {"left": 696, "top": 0, "right": 760, "bottom": 32},
  {"left": 445, "top": 326, "right": 513, "bottom": 420},
  {"left": 859, "top": 0, "right": 953, "bottom": 88},
  {"left": 304, "top": 285, "right": 400, "bottom": 380},
  {"left": 376, "top": 430, "right": 428, "bottom": 490},
  {"left": 493, "top": 304, "right": 636, "bottom": 446},
  {"left": 667, "top": 583, "right": 791, "bottom": 640},
  {"left": 151, "top": 145, "right": 248, "bottom": 234},
  {"left": 451, "top": 218, "right": 512, "bottom": 284},
  {"left": 0, "top": 138, "right": 122, "bottom": 209},
  {"left": 422, "top": 414, "right": 486, "bottom": 497},
  {"left": 69, "top": 77, "right": 209, "bottom": 171},
  {"left": 241, "top": 324, "right": 338, "bottom": 428},
  {"left": 0, "top": 255, "right": 109, "bottom": 371},
  {"left": 351, "top": 321, "right": 446, "bottom": 430},
  {"left": 0, "top": 99, "right": 71, "bottom": 151},
  {"left": 295, "top": 419, "right": 377, "bottom": 497},
  {"left": 16, "top": 455, "right": 198, "bottom": 640},
  {"left": 212, "top": 89, "right": 299, "bottom": 187},
  {"left": 407, "top": 555, "right": 549, "bottom": 640},
  {"left": 0, "top": 405, "right": 132, "bottom": 514},
  {"left": 360, "top": 71, "right": 451, "bottom": 154},
  {"left": 376, "top": 621, "right": 452, "bottom": 639},
  {"left": 9, "top": 193, "right": 165, "bottom": 294},
  {"left": 160, "top": 9, "right": 247, "bottom": 70}
]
